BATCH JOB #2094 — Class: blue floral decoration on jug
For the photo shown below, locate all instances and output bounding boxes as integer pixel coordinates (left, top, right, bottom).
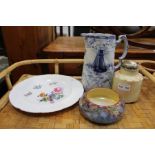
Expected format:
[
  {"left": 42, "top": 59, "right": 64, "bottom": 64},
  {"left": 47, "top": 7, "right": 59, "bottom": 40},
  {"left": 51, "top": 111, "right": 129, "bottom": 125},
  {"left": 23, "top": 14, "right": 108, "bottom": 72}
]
[{"left": 81, "top": 33, "right": 128, "bottom": 91}]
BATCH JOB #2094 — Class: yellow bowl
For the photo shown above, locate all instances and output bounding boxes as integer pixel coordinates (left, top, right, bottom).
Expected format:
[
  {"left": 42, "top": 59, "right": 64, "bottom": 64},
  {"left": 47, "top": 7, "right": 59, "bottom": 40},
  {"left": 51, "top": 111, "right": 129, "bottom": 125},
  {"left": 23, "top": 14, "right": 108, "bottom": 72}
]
[{"left": 86, "top": 88, "right": 119, "bottom": 107}]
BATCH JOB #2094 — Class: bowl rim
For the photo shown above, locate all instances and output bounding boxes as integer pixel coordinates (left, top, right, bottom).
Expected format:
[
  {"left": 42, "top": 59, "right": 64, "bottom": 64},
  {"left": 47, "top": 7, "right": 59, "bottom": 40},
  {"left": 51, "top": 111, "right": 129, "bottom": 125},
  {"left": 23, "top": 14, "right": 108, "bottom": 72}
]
[{"left": 84, "top": 87, "right": 122, "bottom": 108}]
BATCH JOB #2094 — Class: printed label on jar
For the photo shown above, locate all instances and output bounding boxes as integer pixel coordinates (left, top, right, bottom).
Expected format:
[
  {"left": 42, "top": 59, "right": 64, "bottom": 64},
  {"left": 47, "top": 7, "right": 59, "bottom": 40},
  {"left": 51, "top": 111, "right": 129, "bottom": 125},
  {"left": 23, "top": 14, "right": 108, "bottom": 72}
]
[{"left": 118, "top": 83, "right": 131, "bottom": 91}]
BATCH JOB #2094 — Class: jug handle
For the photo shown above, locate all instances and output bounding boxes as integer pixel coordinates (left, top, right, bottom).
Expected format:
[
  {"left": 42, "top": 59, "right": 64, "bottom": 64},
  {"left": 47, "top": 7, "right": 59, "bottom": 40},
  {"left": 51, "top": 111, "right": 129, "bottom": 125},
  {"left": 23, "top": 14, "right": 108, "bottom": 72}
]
[{"left": 115, "top": 35, "right": 128, "bottom": 70}]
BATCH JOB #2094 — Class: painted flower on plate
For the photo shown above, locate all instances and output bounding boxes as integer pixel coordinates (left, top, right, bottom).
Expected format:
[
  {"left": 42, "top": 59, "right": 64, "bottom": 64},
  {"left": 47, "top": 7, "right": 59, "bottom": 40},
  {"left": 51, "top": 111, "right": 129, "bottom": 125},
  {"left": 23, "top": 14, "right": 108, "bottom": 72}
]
[{"left": 53, "top": 87, "right": 62, "bottom": 93}]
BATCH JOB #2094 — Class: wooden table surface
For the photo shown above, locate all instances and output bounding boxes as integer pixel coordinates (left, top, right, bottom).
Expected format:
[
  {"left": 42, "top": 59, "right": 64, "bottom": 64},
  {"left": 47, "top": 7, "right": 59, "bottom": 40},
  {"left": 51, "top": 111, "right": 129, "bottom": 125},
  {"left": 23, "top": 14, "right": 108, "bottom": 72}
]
[
  {"left": 0, "top": 74, "right": 155, "bottom": 129},
  {"left": 43, "top": 37, "right": 85, "bottom": 53},
  {"left": 43, "top": 37, "right": 155, "bottom": 55}
]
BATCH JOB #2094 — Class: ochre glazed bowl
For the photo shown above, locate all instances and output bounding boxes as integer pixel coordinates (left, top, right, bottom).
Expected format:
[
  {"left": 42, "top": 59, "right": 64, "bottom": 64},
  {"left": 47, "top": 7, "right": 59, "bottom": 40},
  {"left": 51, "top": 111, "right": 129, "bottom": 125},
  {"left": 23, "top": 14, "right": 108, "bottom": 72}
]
[{"left": 79, "top": 88, "right": 125, "bottom": 124}]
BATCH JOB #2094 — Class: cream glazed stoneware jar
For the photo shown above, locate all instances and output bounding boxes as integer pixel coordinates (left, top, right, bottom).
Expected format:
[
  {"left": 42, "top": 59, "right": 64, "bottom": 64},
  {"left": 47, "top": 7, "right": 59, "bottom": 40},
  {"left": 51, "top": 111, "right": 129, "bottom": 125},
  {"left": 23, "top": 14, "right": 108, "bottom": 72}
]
[{"left": 112, "top": 60, "right": 143, "bottom": 103}]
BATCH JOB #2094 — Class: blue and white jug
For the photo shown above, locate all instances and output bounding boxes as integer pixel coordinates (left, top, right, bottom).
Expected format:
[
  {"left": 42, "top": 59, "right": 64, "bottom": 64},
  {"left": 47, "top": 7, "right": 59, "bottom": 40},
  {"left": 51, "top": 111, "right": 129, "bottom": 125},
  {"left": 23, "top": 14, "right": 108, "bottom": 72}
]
[{"left": 81, "top": 33, "right": 128, "bottom": 91}]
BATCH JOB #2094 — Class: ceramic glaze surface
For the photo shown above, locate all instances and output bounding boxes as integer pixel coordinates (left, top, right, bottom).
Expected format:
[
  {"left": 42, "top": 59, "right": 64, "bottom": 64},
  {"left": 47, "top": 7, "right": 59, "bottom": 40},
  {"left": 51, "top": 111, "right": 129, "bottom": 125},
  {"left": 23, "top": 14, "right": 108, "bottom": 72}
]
[
  {"left": 89, "top": 97, "right": 116, "bottom": 106},
  {"left": 9, "top": 74, "right": 84, "bottom": 113},
  {"left": 112, "top": 68, "right": 143, "bottom": 103},
  {"left": 81, "top": 33, "right": 128, "bottom": 91},
  {"left": 79, "top": 88, "right": 125, "bottom": 124}
]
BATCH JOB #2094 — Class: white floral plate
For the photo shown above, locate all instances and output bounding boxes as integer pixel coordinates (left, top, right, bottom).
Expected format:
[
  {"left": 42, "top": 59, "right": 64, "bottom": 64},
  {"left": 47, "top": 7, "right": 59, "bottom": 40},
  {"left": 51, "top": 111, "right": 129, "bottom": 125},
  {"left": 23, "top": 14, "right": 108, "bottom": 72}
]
[{"left": 9, "top": 74, "right": 84, "bottom": 113}]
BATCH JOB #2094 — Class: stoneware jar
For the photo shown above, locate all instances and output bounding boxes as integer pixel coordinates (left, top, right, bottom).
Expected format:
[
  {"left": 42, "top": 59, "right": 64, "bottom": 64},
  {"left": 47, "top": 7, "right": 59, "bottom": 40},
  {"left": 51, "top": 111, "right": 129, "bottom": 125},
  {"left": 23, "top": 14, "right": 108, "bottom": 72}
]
[
  {"left": 79, "top": 88, "right": 125, "bottom": 124},
  {"left": 112, "top": 60, "right": 143, "bottom": 103},
  {"left": 81, "top": 33, "right": 128, "bottom": 91}
]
